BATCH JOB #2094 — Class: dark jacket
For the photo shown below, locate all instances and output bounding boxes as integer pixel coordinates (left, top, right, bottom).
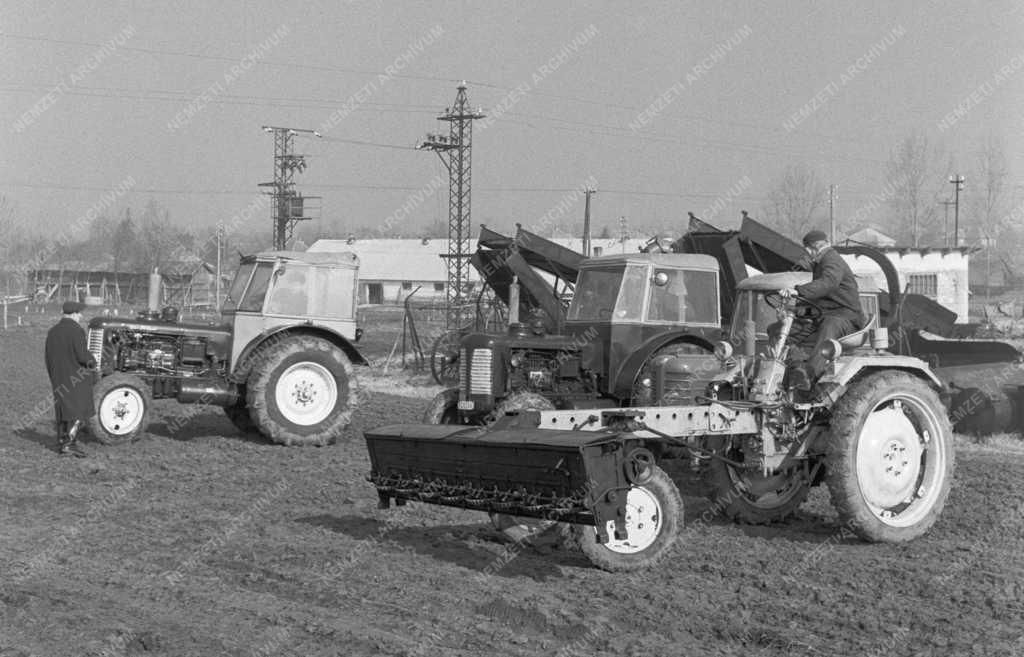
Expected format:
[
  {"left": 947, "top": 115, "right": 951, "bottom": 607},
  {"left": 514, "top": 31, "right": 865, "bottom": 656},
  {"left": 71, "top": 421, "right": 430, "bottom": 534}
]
[
  {"left": 44, "top": 317, "right": 97, "bottom": 423},
  {"left": 795, "top": 247, "right": 862, "bottom": 321}
]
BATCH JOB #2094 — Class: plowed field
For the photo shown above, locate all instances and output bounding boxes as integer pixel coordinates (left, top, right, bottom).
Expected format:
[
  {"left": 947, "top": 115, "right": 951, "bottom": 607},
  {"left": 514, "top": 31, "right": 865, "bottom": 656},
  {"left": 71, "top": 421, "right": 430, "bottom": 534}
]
[{"left": 1, "top": 312, "right": 1023, "bottom": 657}]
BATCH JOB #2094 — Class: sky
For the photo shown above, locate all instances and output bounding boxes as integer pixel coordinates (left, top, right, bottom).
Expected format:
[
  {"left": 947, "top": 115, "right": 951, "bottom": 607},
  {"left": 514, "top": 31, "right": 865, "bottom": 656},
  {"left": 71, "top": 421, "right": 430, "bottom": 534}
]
[{"left": 2, "top": 0, "right": 1022, "bottom": 246}]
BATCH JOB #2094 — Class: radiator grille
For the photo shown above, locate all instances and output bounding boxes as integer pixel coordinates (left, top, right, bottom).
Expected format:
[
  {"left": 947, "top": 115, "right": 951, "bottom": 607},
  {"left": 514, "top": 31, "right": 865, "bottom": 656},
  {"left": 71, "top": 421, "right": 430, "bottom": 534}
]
[
  {"left": 468, "top": 348, "right": 493, "bottom": 395},
  {"left": 458, "top": 348, "right": 467, "bottom": 389},
  {"left": 87, "top": 328, "right": 104, "bottom": 369}
]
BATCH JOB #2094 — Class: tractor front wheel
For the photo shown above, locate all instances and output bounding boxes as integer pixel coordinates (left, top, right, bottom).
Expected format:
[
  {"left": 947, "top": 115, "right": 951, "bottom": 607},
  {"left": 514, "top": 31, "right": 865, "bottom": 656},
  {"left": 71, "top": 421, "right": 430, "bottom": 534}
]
[
  {"left": 423, "top": 388, "right": 460, "bottom": 424},
  {"left": 90, "top": 373, "right": 152, "bottom": 445},
  {"left": 825, "top": 371, "right": 954, "bottom": 542},
  {"left": 574, "top": 465, "right": 683, "bottom": 572},
  {"left": 247, "top": 335, "right": 355, "bottom": 446},
  {"left": 486, "top": 391, "right": 567, "bottom": 545}
]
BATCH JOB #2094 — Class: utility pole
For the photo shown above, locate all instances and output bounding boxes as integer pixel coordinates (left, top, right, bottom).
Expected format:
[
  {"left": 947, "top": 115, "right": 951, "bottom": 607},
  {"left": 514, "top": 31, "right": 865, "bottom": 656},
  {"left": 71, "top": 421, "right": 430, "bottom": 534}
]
[
  {"left": 215, "top": 224, "right": 222, "bottom": 310},
  {"left": 583, "top": 187, "right": 596, "bottom": 257},
  {"left": 949, "top": 175, "right": 965, "bottom": 247},
  {"left": 259, "top": 126, "right": 322, "bottom": 250},
  {"left": 418, "top": 82, "right": 486, "bottom": 332},
  {"left": 828, "top": 184, "right": 837, "bottom": 243},
  {"left": 939, "top": 199, "right": 955, "bottom": 247},
  {"left": 618, "top": 216, "right": 628, "bottom": 253}
]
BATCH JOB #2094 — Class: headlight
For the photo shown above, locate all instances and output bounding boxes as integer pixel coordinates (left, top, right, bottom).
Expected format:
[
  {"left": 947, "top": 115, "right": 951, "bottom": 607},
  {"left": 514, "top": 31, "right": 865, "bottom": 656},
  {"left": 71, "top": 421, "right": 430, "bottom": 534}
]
[
  {"left": 820, "top": 339, "right": 843, "bottom": 362},
  {"left": 509, "top": 354, "right": 522, "bottom": 368},
  {"left": 713, "top": 340, "right": 734, "bottom": 362}
]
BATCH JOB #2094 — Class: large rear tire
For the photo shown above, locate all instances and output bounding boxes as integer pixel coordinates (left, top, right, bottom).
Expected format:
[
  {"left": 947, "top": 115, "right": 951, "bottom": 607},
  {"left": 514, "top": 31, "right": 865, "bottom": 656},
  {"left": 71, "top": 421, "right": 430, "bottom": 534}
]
[
  {"left": 224, "top": 392, "right": 258, "bottom": 434},
  {"left": 90, "top": 373, "right": 151, "bottom": 445},
  {"left": 706, "top": 454, "right": 810, "bottom": 524},
  {"left": 575, "top": 465, "right": 682, "bottom": 572},
  {"left": 825, "top": 371, "right": 954, "bottom": 542},
  {"left": 247, "top": 335, "right": 355, "bottom": 446}
]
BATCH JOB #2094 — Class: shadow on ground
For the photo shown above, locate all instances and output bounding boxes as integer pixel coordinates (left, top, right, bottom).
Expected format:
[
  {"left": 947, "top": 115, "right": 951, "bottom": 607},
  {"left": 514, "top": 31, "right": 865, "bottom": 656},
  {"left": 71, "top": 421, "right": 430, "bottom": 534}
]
[{"left": 297, "top": 513, "right": 589, "bottom": 580}]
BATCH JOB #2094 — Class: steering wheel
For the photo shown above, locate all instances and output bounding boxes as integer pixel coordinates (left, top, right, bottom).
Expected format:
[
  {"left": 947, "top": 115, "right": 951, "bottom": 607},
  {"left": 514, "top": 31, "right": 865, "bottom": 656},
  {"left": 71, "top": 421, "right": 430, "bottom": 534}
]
[{"left": 764, "top": 292, "right": 823, "bottom": 320}]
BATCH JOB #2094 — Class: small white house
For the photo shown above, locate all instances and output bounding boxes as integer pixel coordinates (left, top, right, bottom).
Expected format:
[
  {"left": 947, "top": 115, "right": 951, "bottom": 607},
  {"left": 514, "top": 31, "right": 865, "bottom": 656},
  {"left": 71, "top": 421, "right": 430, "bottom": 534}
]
[
  {"left": 308, "top": 235, "right": 654, "bottom": 305},
  {"left": 841, "top": 247, "right": 973, "bottom": 322}
]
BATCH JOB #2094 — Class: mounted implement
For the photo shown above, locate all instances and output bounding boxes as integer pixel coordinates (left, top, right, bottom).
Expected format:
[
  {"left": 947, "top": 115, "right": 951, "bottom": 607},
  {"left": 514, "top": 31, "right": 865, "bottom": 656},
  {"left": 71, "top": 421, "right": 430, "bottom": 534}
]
[{"left": 368, "top": 273, "right": 955, "bottom": 571}]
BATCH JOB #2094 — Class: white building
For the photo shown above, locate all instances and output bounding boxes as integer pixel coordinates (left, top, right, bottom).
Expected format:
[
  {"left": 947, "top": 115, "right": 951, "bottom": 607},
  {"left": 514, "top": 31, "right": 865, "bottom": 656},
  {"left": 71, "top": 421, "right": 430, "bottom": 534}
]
[
  {"left": 841, "top": 247, "right": 973, "bottom": 322},
  {"left": 308, "top": 235, "right": 652, "bottom": 305}
]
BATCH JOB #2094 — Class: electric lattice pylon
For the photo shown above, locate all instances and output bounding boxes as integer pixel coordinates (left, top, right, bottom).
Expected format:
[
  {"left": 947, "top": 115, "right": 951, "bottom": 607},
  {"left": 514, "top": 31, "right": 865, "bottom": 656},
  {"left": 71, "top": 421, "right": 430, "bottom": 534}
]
[
  {"left": 418, "top": 83, "right": 486, "bottom": 331},
  {"left": 260, "top": 126, "right": 322, "bottom": 250}
]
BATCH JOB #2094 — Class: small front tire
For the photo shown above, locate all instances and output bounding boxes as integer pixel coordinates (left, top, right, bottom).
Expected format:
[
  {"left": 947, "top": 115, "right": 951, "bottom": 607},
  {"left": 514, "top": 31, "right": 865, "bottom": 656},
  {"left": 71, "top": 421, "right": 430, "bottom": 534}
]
[
  {"left": 575, "top": 465, "right": 683, "bottom": 572},
  {"left": 423, "top": 388, "right": 460, "bottom": 424},
  {"left": 90, "top": 373, "right": 152, "bottom": 445}
]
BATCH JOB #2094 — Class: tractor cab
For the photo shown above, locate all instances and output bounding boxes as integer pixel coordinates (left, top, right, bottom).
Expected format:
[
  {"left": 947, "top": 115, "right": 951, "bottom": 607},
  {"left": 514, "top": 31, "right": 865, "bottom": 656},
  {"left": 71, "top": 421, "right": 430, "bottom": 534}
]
[{"left": 221, "top": 251, "right": 362, "bottom": 371}]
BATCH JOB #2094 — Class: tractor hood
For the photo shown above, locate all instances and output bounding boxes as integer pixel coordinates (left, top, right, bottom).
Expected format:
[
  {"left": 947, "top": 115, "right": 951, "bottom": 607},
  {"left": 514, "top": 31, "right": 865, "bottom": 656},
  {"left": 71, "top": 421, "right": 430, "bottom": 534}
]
[
  {"left": 462, "top": 328, "right": 586, "bottom": 352},
  {"left": 88, "top": 315, "right": 232, "bottom": 340}
]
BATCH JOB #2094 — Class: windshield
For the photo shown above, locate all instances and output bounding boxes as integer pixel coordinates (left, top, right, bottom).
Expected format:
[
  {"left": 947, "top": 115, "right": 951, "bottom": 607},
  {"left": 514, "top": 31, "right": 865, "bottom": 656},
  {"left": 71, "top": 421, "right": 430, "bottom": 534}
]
[
  {"left": 238, "top": 262, "right": 274, "bottom": 312},
  {"left": 647, "top": 269, "right": 718, "bottom": 324},
  {"left": 568, "top": 265, "right": 646, "bottom": 321},
  {"left": 729, "top": 290, "right": 777, "bottom": 343},
  {"left": 222, "top": 263, "right": 254, "bottom": 312}
]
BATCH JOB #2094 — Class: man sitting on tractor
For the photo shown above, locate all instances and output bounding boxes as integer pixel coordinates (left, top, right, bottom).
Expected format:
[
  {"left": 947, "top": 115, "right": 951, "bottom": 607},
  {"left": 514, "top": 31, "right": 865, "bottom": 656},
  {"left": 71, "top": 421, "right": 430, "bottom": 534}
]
[{"left": 781, "top": 229, "right": 864, "bottom": 389}]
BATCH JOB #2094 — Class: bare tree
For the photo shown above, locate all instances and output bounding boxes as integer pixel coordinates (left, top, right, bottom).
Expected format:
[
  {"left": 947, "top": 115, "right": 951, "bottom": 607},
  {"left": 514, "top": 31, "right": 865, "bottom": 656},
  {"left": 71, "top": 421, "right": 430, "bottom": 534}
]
[
  {"left": 884, "top": 133, "right": 944, "bottom": 247},
  {"left": 761, "top": 164, "right": 827, "bottom": 240},
  {"left": 969, "top": 135, "right": 1008, "bottom": 243},
  {"left": 139, "top": 199, "right": 174, "bottom": 271}
]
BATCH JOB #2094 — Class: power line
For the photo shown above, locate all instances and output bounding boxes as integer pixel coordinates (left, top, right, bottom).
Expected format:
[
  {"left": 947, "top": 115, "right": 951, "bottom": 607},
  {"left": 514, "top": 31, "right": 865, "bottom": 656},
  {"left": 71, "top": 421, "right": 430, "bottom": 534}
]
[
  {"left": 1, "top": 81, "right": 892, "bottom": 166},
  {"left": 0, "top": 32, "right": 458, "bottom": 85}
]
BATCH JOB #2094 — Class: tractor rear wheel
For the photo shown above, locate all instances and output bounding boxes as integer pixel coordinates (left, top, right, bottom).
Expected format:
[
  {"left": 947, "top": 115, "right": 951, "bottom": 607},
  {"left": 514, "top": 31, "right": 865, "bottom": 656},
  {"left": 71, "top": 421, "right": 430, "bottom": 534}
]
[
  {"left": 706, "top": 453, "right": 810, "bottom": 524},
  {"left": 223, "top": 393, "right": 258, "bottom": 434},
  {"left": 247, "top": 335, "right": 355, "bottom": 446},
  {"left": 825, "top": 371, "right": 954, "bottom": 542},
  {"left": 90, "top": 373, "right": 151, "bottom": 445},
  {"left": 574, "top": 464, "right": 682, "bottom": 572}
]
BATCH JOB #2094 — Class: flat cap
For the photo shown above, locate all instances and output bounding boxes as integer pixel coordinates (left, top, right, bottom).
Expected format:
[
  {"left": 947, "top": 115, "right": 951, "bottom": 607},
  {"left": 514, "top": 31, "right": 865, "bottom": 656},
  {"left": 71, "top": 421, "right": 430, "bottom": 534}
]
[
  {"left": 802, "top": 230, "right": 828, "bottom": 246},
  {"left": 62, "top": 300, "right": 86, "bottom": 314}
]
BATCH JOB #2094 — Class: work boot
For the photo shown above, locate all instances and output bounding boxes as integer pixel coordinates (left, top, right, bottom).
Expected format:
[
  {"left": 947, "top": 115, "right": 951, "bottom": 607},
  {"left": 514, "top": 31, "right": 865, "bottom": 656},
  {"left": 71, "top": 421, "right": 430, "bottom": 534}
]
[{"left": 58, "top": 421, "right": 86, "bottom": 458}]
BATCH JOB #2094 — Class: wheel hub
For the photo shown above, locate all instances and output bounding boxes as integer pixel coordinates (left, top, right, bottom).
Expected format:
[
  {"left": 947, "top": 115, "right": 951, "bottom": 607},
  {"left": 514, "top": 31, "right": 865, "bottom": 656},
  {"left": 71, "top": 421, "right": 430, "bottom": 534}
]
[
  {"left": 275, "top": 362, "right": 338, "bottom": 426},
  {"left": 856, "top": 404, "right": 924, "bottom": 512},
  {"left": 600, "top": 486, "right": 662, "bottom": 554},
  {"left": 99, "top": 388, "right": 144, "bottom": 435}
]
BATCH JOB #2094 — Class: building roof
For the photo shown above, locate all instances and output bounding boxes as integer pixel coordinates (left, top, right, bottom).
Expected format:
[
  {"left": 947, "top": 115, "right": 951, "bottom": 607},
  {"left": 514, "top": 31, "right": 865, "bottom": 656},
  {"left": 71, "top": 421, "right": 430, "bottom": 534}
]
[
  {"left": 250, "top": 250, "right": 359, "bottom": 268},
  {"left": 845, "top": 226, "right": 896, "bottom": 247}
]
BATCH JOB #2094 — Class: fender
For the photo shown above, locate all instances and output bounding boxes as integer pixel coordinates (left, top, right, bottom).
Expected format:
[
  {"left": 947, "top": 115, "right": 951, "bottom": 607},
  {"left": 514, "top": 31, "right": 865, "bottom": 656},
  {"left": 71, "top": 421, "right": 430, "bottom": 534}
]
[
  {"left": 611, "top": 331, "right": 715, "bottom": 400},
  {"left": 821, "top": 354, "right": 943, "bottom": 390},
  {"left": 231, "top": 325, "right": 368, "bottom": 382}
]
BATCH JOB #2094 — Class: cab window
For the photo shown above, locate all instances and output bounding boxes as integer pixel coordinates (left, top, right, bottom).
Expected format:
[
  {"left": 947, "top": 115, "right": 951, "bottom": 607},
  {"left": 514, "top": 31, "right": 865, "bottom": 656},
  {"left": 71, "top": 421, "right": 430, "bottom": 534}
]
[
  {"left": 265, "top": 265, "right": 308, "bottom": 316},
  {"left": 238, "top": 262, "right": 274, "bottom": 312}
]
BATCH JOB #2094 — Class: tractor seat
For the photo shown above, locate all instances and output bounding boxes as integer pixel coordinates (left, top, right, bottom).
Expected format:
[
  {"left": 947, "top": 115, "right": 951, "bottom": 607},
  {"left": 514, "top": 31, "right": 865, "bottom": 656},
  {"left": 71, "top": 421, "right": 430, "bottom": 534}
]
[{"left": 836, "top": 314, "right": 875, "bottom": 350}]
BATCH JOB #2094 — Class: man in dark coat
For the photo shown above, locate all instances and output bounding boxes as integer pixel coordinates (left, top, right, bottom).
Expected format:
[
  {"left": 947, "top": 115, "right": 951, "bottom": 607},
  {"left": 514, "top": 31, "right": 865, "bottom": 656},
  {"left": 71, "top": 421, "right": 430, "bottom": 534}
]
[
  {"left": 45, "top": 301, "right": 96, "bottom": 457},
  {"left": 781, "top": 230, "right": 864, "bottom": 386}
]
